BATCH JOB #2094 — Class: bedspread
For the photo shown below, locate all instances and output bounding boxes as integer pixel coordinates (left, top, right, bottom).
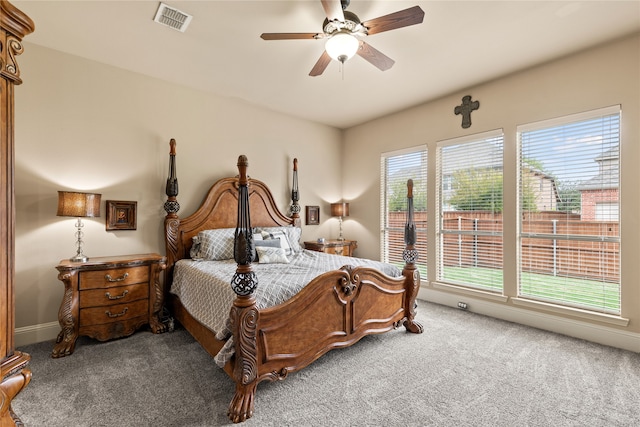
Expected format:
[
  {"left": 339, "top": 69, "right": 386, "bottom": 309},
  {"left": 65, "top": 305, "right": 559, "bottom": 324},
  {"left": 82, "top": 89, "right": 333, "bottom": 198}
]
[{"left": 170, "top": 249, "right": 401, "bottom": 367}]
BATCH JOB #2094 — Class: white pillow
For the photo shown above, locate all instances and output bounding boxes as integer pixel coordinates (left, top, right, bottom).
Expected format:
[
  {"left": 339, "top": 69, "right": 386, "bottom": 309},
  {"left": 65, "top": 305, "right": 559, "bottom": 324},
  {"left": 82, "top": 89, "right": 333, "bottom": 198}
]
[{"left": 255, "top": 246, "right": 289, "bottom": 264}]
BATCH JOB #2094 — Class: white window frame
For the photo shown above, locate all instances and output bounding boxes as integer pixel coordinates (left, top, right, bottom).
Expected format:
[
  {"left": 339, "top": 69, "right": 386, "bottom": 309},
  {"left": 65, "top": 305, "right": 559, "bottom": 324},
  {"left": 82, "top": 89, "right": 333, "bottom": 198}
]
[
  {"left": 517, "top": 105, "right": 621, "bottom": 314},
  {"left": 436, "top": 129, "right": 504, "bottom": 292}
]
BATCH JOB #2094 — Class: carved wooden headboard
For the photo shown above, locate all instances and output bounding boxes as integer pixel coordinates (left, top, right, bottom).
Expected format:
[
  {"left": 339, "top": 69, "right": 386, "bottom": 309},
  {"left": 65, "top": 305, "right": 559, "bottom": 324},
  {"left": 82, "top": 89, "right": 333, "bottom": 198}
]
[{"left": 162, "top": 140, "right": 297, "bottom": 288}]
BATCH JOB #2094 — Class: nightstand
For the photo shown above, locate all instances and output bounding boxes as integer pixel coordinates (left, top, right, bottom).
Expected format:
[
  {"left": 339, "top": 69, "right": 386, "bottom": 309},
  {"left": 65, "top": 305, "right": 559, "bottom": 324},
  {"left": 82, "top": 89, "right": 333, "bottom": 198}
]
[
  {"left": 304, "top": 240, "right": 358, "bottom": 257},
  {"left": 52, "top": 253, "right": 166, "bottom": 358}
]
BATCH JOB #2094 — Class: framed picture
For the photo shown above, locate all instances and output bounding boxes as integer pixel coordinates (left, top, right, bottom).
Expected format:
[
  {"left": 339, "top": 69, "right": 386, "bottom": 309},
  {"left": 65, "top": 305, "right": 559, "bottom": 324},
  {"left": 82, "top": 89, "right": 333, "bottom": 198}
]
[
  {"left": 306, "top": 205, "right": 320, "bottom": 225},
  {"left": 106, "top": 200, "right": 137, "bottom": 231}
]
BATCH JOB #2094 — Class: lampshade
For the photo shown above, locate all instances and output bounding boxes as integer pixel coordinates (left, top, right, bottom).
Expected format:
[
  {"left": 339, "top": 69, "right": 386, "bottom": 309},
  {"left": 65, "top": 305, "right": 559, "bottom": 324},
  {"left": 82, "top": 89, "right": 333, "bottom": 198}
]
[
  {"left": 331, "top": 202, "right": 349, "bottom": 217},
  {"left": 325, "top": 31, "right": 359, "bottom": 63},
  {"left": 57, "top": 191, "right": 101, "bottom": 218}
]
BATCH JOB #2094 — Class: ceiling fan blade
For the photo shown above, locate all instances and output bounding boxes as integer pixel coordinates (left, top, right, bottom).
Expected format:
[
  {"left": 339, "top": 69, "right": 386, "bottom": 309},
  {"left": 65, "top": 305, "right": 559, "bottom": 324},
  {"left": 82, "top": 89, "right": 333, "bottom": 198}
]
[
  {"left": 321, "top": 0, "right": 344, "bottom": 22},
  {"left": 309, "top": 51, "right": 332, "bottom": 76},
  {"left": 362, "top": 5, "right": 425, "bottom": 36},
  {"left": 261, "top": 33, "right": 320, "bottom": 40},
  {"left": 356, "top": 41, "right": 395, "bottom": 71}
]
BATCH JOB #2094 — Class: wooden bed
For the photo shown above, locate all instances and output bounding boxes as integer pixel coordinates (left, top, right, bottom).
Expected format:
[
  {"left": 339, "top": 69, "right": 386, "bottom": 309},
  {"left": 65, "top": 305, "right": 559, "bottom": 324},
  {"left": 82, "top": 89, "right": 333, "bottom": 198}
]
[{"left": 162, "top": 140, "right": 423, "bottom": 423}]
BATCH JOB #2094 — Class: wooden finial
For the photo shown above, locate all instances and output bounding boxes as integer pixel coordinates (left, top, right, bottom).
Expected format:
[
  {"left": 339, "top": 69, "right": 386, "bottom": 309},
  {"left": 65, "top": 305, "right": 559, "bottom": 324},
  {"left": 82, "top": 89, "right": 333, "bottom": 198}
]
[
  {"left": 169, "top": 138, "right": 176, "bottom": 155},
  {"left": 407, "top": 179, "right": 414, "bottom": 199},
  {"left": 237, "top": 155, "right": 249, "bottom": 185}
]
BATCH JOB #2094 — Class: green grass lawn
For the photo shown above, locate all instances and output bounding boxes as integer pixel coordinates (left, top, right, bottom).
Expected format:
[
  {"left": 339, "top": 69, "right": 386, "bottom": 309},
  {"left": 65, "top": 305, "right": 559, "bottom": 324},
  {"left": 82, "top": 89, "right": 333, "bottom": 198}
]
[{"left": 412, "top": 264, "right": 620, "bottom": 314}]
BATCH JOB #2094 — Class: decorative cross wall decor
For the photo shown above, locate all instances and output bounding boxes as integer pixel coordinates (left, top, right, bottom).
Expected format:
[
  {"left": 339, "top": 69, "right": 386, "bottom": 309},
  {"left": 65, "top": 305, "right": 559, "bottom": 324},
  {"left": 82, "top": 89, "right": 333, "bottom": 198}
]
[{"left": 454, "top": 95, "right": 480, "bottom": 129}]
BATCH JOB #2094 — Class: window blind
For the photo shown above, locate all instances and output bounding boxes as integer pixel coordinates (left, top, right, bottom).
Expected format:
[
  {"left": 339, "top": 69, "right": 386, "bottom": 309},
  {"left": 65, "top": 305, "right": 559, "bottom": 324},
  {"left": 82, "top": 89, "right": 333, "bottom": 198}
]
[
  {"left": 436, "top": 130, "right": 504, "bottom": 292},
  {"left": 518, "top": 105, "right": 621, "bottom": 314},
  {"left": 380, "top": 147, "right": 427, "bottom": 273}
]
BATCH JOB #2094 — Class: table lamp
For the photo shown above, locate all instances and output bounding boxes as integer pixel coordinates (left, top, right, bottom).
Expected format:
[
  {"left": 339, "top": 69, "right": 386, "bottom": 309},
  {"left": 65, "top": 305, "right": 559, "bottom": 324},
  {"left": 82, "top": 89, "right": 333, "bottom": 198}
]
[
  {"left": 57, "top": 191, "right": 101, "bottom": 262},
  {"left": 330, "top": 202, "right": 349, "bottom": 241}
]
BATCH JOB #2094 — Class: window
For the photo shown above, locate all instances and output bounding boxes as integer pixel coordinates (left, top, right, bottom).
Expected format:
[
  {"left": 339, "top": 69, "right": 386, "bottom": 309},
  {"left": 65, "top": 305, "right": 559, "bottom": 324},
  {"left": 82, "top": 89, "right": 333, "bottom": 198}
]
[
  {"left": 436, "top": 130, "right": 504, "bottom": 292},
  {"left": 380, "top": 147, "right": 427, "bottom": 274},
  {"left": 518, "top": 106, "right": 621, "bottom": 314}
]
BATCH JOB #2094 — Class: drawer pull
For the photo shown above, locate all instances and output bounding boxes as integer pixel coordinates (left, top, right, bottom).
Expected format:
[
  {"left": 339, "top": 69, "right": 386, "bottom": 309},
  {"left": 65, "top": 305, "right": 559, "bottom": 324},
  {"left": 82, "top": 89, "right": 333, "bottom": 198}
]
[
  {"left": 105, "top": 290, "right": 129, "bottom": 300},
  {"left": 105, "top": 307, "right": 128, "bottom": 318},
  {"left": 105, "top": 272, "right": 129, "bottom": 283}
]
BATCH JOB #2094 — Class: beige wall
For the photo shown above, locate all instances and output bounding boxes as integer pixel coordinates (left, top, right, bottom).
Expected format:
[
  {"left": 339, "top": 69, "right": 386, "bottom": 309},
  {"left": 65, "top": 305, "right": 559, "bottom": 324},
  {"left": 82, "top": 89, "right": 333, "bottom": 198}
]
[
  {"left": 14, "top": 43, "right": 342, "bottom": 342},
  {"left": 14, "top": 33, "right": 640, "bottom": 353},
  {"left": 343, "top": 33, "right": 640, "bottom": 351}
]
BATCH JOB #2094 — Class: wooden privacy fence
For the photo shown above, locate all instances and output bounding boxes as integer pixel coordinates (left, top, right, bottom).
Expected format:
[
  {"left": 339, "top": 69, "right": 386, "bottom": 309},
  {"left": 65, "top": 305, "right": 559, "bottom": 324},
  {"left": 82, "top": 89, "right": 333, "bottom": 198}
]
[{"left": 387, "top": 211, "right": 619, "bottom": 283}]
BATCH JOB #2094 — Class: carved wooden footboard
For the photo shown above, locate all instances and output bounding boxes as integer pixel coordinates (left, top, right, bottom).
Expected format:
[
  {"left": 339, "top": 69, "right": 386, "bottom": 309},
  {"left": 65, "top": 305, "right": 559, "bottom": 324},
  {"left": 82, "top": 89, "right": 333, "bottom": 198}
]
[
  {"left": 228, "top": 155, "right": 422, "bottom": 423},
  {"left": 256, "top": 265, "right": 420, "bottom": 374},
  {"left": 163, "top": 141, "right": 423, "bottom": 423}
]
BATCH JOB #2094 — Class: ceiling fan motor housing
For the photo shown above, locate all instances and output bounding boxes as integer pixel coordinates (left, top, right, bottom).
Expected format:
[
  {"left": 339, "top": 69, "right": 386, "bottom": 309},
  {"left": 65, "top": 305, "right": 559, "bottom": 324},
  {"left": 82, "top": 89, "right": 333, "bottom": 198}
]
[{"left": 323, "top": 11, "right": 365, "bottom": 36}]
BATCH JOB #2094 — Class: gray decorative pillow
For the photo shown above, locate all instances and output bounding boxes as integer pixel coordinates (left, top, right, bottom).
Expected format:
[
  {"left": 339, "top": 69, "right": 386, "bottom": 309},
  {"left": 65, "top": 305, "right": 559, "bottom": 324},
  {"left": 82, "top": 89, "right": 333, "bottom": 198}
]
[
  {"left": 255, "top": 246, "right": 289, "bottom": 264},
  {"left": 197, "top": 228, "right": 236, "bottom": 261},
  {"left": 261, "top": 230, "right": 292, "bottom": 256},
  {"left": 258, "top": 226, "right": 302, "bottom": 254},
  {"left": 254, "top": 239, "right": 281, "bottom": 261},
  {"left": 190, "top": 236, "right": 202, "bottom": 260}
]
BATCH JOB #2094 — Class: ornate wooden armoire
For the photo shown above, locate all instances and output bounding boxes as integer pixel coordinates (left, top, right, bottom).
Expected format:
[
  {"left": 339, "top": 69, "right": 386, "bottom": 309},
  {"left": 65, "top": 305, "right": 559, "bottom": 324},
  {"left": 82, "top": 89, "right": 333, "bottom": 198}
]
[{"left": 0, "top": 1, "right": 34, "bottom": 425}]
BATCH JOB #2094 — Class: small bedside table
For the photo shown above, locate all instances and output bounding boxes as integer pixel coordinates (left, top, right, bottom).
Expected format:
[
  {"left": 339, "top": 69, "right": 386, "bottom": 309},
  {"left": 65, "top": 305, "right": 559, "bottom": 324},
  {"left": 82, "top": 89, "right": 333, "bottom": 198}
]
[
  {"left": 304, "top": 240, "right": 358, "bottom": 257},
  {"left": 52, "top": 253, "right": 167, "bottom": 358}
]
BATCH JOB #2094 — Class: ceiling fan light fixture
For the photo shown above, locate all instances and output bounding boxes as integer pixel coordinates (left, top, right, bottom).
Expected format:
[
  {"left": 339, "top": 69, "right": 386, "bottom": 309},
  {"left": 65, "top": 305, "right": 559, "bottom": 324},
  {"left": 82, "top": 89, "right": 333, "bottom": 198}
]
[{"left": 325, "top": 31, "right": 359, "bottom": 63}]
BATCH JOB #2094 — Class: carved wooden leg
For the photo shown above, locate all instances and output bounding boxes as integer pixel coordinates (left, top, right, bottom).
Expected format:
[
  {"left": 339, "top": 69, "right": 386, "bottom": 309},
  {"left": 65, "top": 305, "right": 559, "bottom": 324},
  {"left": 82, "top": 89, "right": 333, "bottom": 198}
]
[
  {"left": 51, "top": 329, "right": 78, "bottom": 358},
  {"left": 228, "top": 381, "right": 257, "bottom": 424},
  {"left": 402, "top": 264, "right": 424, "bottom": 334},
  {"left": 227, "top": 295, "right": 259, "bottom": 423},
  {"left": 52, "top": 272, "right": 79, "bottom": 358},
  {"left": 149, "top": 261, "right": 168, "bottom": 334},
  {"left": 0, "top": 352, "right": 31, "bottom": 427},
  {"left": 148, "top": 279, "right": 167, "bottom": 334}
]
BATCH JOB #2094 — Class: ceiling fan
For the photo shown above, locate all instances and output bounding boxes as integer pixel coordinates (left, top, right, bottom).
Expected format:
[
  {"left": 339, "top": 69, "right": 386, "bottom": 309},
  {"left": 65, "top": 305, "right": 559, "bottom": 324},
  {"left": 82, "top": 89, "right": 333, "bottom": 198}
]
[{"left": 260, "top": 0, "right": 425, "bottom": 76}]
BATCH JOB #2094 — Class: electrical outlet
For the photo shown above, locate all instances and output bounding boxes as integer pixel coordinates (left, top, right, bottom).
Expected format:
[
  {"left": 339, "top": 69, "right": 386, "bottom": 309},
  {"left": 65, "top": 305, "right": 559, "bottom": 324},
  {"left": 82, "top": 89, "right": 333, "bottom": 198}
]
[{"left": 457, "top": 302, "right": 468, "bottom": 310}]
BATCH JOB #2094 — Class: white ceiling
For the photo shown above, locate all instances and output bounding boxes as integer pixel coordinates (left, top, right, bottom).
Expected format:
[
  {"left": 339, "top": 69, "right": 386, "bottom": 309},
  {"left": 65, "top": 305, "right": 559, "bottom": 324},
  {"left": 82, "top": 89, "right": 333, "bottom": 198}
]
[{"left": 13, "top": 1, "right": 640, "bottom": 129}]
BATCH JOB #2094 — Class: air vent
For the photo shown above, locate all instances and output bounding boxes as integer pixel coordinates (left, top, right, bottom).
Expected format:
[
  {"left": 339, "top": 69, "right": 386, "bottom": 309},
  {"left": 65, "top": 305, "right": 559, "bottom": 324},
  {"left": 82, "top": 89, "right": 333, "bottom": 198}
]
[{"left": 153, "top": 2, "right": 192, "bottom": 32}]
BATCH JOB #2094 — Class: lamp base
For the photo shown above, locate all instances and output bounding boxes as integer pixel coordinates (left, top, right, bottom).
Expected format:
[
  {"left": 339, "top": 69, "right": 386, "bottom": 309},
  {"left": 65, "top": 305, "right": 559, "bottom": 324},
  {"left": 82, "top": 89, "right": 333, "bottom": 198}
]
[{"left": 70, "top": 254, "right": 88, "bottom": 263}]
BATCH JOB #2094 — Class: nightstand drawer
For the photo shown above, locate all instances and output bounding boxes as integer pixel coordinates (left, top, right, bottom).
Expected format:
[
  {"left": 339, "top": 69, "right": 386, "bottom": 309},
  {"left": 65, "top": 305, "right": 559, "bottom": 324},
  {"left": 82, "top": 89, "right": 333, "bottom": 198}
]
[
  {"left": 80, "top": 283, "right": 149, "bottom": 308},
  {"left": 79, "top": 265, "right": 148, "bottom": 290},
  {"left": 79, "top": 299, "right": 149, "bottom": 326},
  {"left": 304, "top": 240, "right": 358, "bottom": 257},
  {"left": 324, "top": 246, "right": 345, "bottom": 256}
]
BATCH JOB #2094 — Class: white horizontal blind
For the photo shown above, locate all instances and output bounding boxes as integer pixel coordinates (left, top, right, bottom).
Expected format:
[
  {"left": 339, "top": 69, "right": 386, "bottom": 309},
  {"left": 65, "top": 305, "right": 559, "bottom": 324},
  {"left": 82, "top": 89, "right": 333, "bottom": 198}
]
[
  {"left": 518, "top": 105, "right": 621, "bottom": 314},
  {"left": 380, "top": 147, "right": 427, "bottom": 273},
  {"left": 437, "top": 130, "right": 504, "bottom": 291}
]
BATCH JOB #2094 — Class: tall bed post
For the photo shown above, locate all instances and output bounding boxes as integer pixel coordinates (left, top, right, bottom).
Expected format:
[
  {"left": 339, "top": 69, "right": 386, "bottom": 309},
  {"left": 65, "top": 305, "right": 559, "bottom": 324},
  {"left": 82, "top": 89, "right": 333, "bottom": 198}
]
[
  {"left": 289, "top": 158, "right": 301, "bottom": 226},
  {"left": 402, "top": 179, "right": 424, "bottom": 334},
  {"left": 163, "top": 139, "right": 180, "bottom": 293},
  {"left": 228, "top": 155, "right": 260, "bottom": 423}
]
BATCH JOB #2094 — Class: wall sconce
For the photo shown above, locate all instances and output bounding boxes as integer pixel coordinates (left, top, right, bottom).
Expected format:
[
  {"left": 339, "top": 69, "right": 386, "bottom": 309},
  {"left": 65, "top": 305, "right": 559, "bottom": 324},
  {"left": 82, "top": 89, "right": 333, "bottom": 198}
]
[
  {"left": 57, "top": 191, "right": 101, "bottom": 262},
  {"left": 330, "top": 202, "right": 349, "bottom": 241}
]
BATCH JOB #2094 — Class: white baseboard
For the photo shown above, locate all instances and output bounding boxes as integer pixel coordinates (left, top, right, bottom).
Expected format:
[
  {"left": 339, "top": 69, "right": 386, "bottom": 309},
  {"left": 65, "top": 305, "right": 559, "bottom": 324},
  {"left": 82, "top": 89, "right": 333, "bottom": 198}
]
[
  {"left": 18, "top": 288, "right": 640, "bottom": 354},
  {"left": 418, "top": 286, "right": 640, "bottom": 353},
  {"left": 15, "top": 321, "right": 60, "bottom": 348}
]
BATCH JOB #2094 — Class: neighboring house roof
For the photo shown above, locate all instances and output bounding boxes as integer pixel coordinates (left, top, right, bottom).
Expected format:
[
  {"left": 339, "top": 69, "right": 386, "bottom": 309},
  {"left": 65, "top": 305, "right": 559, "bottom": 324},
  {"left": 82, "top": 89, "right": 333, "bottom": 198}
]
[{"left": 577, "top": 146, "right": 619, "bottom": 191}]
